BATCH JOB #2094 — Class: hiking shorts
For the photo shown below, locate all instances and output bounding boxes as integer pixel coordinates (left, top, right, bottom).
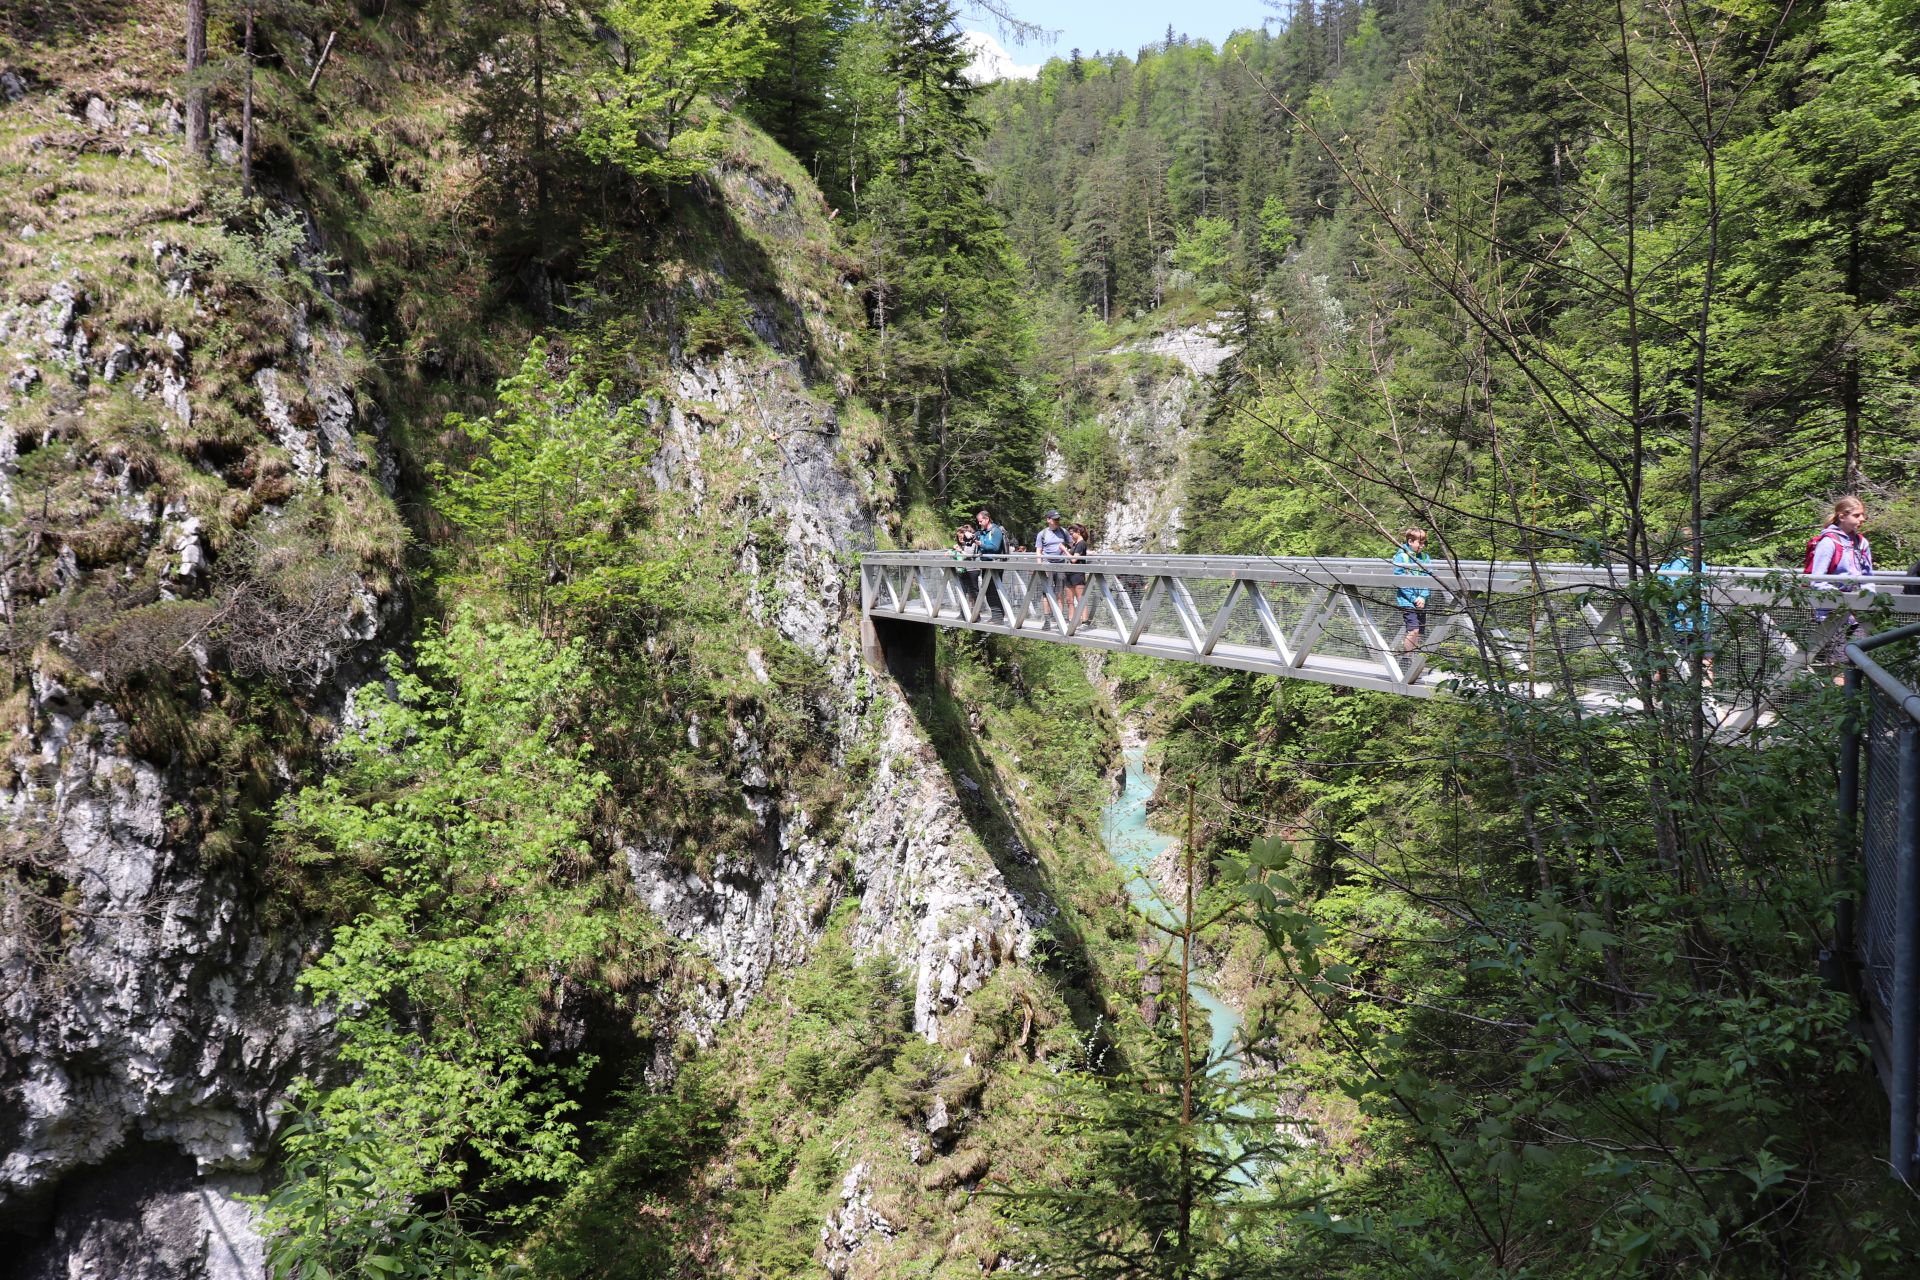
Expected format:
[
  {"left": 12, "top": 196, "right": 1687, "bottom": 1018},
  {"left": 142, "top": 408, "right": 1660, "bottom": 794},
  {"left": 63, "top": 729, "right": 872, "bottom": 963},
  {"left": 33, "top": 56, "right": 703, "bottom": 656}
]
[{"left": 1402, "top": 608, "right": 1424, "bottom": 634}]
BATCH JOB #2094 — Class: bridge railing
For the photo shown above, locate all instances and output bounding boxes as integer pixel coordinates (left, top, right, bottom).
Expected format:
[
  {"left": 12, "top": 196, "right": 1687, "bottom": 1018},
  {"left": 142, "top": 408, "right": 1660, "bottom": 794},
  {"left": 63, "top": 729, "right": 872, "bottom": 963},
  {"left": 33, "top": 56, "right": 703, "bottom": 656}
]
[
  {"left": 861, "top": 552, "right": 1920, "bottom": 728},
  {"left": 1844, "top": 624, "right": 1920, "bottom": 1183}
]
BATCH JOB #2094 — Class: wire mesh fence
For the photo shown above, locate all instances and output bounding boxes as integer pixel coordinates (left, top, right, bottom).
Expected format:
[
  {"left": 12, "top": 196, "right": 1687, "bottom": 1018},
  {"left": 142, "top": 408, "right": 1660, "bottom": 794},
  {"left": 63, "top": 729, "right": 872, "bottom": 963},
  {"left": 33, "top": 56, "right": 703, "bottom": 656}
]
[
  {"left": 1862, "top": 686, "right": 1906, "bottom": 1019},
  {"left": 1845, "top": 627, "right": 1920, "bottom": 1185}
]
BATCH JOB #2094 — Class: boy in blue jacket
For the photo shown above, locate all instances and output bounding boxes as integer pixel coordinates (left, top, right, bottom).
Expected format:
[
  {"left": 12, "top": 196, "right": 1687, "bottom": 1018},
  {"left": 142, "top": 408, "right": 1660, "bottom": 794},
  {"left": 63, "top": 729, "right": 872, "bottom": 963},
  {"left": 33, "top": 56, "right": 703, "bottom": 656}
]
[{"left": 1393, "top": 527, "right": 1432, "bottom": 653}]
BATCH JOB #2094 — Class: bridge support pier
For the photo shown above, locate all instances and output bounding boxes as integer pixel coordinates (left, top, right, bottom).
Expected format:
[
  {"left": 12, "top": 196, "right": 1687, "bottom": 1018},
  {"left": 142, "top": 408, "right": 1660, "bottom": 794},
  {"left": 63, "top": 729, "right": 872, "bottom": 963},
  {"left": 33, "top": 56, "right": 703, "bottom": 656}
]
[{"left": 862, "top": 614, "right": 935, "bottom": 693}]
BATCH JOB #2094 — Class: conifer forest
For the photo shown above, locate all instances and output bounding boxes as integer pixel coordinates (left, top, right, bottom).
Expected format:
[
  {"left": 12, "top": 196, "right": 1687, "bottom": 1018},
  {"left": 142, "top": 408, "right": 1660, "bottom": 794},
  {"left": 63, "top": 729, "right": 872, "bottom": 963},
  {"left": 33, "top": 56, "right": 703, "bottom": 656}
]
[{"left": 4, "top": 0, "right": 1920, "bottom": 1276}]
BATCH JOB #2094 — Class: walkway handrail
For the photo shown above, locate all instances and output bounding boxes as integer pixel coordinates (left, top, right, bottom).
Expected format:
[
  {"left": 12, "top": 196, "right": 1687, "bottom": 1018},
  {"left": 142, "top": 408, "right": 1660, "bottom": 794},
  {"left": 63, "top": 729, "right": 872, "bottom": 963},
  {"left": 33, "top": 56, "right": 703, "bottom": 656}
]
[
  {"left": 862, "top": 551, "right": 1920, "bottom": 612},
  {"left": 1845, "top": 626, "right": 1920, "bottom": 1184},
  {"left": 861, "top": 552, "right": 1920, "bottom": 735}
]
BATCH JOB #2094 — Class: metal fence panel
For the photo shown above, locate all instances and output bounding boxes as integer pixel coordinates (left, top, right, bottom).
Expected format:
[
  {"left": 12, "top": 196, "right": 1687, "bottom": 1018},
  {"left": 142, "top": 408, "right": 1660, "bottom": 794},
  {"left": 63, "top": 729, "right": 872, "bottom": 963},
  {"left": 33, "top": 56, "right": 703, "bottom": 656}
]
[{"left": 1864, "top": 687, "right": 1906, "bottom": 1018}]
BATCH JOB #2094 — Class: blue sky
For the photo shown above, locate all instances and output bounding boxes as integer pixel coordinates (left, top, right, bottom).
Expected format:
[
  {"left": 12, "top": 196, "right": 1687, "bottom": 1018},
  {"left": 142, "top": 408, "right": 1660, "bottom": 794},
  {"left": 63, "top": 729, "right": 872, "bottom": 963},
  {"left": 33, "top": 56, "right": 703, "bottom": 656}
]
[{"left": 960, "top": 0, "right": 1280, "bottom": 66}]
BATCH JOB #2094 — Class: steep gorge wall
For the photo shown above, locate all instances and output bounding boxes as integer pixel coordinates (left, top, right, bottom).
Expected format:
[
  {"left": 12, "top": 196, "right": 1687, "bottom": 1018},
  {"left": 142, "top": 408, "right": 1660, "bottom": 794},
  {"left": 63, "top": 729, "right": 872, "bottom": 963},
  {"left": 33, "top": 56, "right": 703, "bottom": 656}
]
[
  {"left": 0, "top": 45, "right": 1052, "bottom": 1280},
  {"left": 0, "top": 73, "right": 406, "bottom": 1274},
  {"left": 624, "top": 345, "right": 1041, "bottom": 1048},
  {"left": 1051, "top": 319, "right": 1232, "bottom": 554}
]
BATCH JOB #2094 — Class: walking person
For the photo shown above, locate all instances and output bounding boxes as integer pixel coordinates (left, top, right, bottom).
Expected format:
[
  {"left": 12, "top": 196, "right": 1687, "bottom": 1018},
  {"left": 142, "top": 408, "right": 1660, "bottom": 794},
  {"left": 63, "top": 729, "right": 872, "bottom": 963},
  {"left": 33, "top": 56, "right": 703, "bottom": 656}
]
[
  {"left": 1393, "top": 526, "right": 1432, "bottom": 654},
  {"left": 1035, "top": 510, "right": 1071, "bottom": 629},
  {"left": 1064, "top": 522, "right": 1092, "bottom": 628},
  {"left": 1807, "top": 496, "right": 1875, "bottom": 679},
  {"left": 950, "top": 524, "right": 980, "bottom": 618},
  {"left": 974, "top": 508, "right": 1009, "bottom": 623},
  {"left": 1658, "top": 529, "right": 1715, "bottom": 687},
  {"left": 1806, "top": 495, "right": 1875, "bottom": 682}
]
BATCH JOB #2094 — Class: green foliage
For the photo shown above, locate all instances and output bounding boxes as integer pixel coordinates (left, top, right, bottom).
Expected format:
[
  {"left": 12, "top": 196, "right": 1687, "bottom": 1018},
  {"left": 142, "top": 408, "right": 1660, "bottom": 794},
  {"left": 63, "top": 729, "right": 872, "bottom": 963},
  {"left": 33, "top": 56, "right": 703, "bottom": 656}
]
[
  {"left": 718, "top": 916, "right": 913, "bottom": 1272},
  {"left": 1171, "top": 215, "right": 1235, "bottom": 301},
  {"left": 1255, "top": 194, "right": 1294, "bottom": 266},
  {"left": 263, "top": 615, "right": 664, "bottom": 1275},
  {"left": 263, "top": 1115, "right": 495, "bottom": 1280},
  {"left": 439, "top": 338, "right": 677, "bottom": 635},
  {"left": 195, "top": 185, "right": 327, "bottom": 302},
  {"left": 977, "top": 14, "right": 1416, "bottom": 323},
  {"left": 521, "top": 1069, "right": 729, "bottom": 1278},
  {"left": 1229, "top": 708, "right": 1887, "bottom": 1278},
  {"left": 576, "top": 0, "right": 782, "bottom": 187},
  {"left": 683, "top": 279, "right": 759, "bottom": 356},
  {"left": 995, "top": 970, "right": 1299, "bottom": 1279}
]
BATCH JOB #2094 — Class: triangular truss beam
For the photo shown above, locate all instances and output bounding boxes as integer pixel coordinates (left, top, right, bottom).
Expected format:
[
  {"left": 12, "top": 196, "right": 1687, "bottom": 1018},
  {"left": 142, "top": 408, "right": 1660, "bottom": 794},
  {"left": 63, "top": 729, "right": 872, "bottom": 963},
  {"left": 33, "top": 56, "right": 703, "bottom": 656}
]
[{"left": 861, "top": 553, "right": 1920, "bottom": 730}]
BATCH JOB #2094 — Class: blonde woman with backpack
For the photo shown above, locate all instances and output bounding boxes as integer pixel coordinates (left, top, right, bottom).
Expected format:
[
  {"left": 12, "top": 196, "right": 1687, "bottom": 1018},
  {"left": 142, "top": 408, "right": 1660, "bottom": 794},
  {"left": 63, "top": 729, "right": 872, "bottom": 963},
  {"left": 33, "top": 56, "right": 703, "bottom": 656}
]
[{"left": 1805, "top": 495, "right": 1875, "bottom": 679}]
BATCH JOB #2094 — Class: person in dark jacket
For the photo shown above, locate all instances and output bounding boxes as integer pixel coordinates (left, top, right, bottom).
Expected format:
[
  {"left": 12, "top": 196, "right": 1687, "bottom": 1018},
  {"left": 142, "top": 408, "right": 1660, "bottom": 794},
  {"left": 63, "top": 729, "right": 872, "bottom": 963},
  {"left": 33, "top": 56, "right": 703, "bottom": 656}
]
[
  {"left": 1064, "top": 523, "right": 1092, "bottom": 626},
  {"left": 974, "top": 508, "right": 1009, "bottom": 622}
]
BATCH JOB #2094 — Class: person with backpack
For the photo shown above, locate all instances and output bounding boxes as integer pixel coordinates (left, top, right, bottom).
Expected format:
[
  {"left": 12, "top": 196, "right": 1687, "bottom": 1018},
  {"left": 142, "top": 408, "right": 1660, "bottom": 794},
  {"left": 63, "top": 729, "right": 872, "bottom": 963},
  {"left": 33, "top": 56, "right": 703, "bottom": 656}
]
[
  {"left": 1393, "top": 526, "right": 1432, "bottom": 653},
  {"left": 1806, "top": 495, "right": 1875, "bottom": 678},
  {"left": 974, "top": 507, "right": 1009, "bottom": 623},
  {"left": 1658, "top": 528, "right": 1714, "bottom": 687}
]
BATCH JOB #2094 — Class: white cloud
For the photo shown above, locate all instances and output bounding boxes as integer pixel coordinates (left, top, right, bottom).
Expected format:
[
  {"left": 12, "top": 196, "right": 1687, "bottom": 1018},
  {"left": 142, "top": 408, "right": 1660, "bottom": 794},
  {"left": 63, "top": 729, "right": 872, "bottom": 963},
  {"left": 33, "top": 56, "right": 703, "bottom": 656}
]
[{"left": 960, "top": 31, "right": 1042, "bottom": 83}]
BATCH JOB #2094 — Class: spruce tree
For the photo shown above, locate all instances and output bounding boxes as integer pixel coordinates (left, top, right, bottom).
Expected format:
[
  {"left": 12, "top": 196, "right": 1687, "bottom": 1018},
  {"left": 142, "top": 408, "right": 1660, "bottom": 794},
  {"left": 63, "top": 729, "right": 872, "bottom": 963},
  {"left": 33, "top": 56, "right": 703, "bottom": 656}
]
[{"left": 859, "top": 0, "right": 1039, "bottom": 519}]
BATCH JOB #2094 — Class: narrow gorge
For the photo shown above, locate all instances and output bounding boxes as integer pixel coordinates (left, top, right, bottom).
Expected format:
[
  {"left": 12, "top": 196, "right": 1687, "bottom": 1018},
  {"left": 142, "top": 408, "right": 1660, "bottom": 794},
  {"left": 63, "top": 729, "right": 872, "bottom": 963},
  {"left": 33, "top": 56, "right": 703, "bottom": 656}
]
[{"left": 6, "top": 0, "right": 1920, "bottom": 1277}]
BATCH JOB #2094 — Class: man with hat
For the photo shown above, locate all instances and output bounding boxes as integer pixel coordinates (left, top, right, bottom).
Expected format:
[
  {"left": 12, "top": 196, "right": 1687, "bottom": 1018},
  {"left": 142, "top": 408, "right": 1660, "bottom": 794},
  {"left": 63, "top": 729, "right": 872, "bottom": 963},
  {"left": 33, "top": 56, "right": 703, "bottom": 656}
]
[{"left": 1035, "top": 510, "right": 1070, "bottom": 629}]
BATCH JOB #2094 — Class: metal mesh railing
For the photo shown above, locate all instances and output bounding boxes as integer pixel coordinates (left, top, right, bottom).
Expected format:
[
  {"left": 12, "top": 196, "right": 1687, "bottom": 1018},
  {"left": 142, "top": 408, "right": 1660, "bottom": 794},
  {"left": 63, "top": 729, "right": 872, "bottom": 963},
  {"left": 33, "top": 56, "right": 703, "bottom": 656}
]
[
  {"left": 1844, "top": 624, "right": 1920, "bottom": 1186},
  {"left": 1862, "top": 686, "right": 1907, "bottom": 1017}
]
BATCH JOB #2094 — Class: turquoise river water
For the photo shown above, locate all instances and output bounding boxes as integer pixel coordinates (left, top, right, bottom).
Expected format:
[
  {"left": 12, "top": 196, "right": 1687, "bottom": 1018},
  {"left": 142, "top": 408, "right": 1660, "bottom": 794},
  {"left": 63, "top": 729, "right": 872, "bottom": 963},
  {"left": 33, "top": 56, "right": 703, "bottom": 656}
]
[{"left": 1100, "top": 746, "right": 1243, "bottom": 1079}]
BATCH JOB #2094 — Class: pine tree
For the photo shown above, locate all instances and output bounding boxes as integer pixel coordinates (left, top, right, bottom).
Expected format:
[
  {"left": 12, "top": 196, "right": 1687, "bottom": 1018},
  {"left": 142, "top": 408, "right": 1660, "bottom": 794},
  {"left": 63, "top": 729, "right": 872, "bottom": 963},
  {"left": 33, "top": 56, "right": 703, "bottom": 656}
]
[
  {"left": 996, "top": 783, "right": 1295, "bottom": 1279},
  {"left": 1722, "top": 0, "right": 1920, "bottom": 496},
  {"left": 858, "top": 0, "right": 1040, "bottom": 518}
]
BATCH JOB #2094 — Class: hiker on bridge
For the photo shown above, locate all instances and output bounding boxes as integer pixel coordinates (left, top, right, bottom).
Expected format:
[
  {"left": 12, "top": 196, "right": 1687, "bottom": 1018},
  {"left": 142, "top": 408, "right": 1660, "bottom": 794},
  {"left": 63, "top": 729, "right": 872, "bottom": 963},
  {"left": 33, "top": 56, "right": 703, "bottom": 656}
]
[
  {"left": 1807, "top": 495, "right": 1875, "bottom": 676},
  {"left": 1064, "top": 523, "right": 1092, "bottom": 625},
  {"left": 1393, "top": 526, "right": 1432, "bottom": 653},
  {"left": 1659, "top": 530, "right": 1715, "bottom": 686},
  {"left": 951, "top": 524, "right": 980, "bottom": 610},
  {"left": 975, "top": 508, "right": 1009, "bottom": 622},
  {"left": 1036, "top": 510, "right": 1071, "bottom": 628}
]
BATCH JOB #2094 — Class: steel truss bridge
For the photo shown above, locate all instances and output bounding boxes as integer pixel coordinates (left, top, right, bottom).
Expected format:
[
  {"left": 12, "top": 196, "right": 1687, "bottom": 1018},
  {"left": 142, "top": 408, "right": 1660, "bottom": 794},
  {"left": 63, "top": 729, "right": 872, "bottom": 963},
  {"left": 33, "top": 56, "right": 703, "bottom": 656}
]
[
  {"left": 860, "top": 551, "right": 1920, "bottom": 731},
  {"left": 859, "top": 550, "right": 1920, "bottom": 1183}
]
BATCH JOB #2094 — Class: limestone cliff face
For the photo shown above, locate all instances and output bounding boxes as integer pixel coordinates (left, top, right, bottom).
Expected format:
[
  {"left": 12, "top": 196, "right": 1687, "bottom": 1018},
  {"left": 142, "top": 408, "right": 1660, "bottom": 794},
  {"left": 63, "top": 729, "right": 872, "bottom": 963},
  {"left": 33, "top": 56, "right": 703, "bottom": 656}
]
[
  {"left": 1091, "top": 366, "right": 1205, "bottom": 553},
  {"left": 1, "top": 67, "right": 1042, "bottom": 1280},
  {"left": 623, "top": 349, "right": 1037, "bottom": 1045},
  {"left": 1056, "top": 319, "right": 1232, "bottom": 554},
  {"left": 0, "top": 80, "right": 400, "bottom": 1275}
]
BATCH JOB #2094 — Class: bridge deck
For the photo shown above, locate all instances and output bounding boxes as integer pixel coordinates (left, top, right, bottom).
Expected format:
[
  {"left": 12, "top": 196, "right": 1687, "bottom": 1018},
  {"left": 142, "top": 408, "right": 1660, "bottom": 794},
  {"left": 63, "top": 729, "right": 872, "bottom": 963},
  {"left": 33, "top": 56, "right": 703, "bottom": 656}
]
[{"left": 861, "top": 552, "right": 1920, "bottom": 728}]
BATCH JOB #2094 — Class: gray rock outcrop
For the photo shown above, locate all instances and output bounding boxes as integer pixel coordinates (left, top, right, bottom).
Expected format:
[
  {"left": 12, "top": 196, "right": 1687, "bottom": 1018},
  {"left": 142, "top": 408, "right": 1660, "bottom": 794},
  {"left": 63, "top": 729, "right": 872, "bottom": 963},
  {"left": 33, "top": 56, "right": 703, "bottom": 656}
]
[
  {"left": 626, "top": 351, "right": 1037, "bottom": 1044},
  {"left": 1, "top": 88, "right": 400, "bottom": 1276}
]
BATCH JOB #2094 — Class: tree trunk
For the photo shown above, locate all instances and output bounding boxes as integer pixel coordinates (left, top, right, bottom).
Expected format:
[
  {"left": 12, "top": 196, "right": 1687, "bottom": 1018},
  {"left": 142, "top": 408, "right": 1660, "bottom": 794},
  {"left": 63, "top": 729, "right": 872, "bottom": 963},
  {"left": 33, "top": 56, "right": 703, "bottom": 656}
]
[
  {"left": 241, "top": 4, "right": 255, "bottom": 197},
  {"left": 533, "top": 6, "right": 550, "bottom": 227},
  {"left": 185, "top": 0, "right": 209, "bottom": 158},
  {"left": 530, "top": 1, "right": 553, "bottom": 313},
  {"left": 1176, "top": 780, "right": 1197, "bottom": 1275},
  {"left": 1843, "top": 218, "right": 1863, "bottom": 493},
  {"left": 896, "top": 84, "right": 909, "bottom": 177}
]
